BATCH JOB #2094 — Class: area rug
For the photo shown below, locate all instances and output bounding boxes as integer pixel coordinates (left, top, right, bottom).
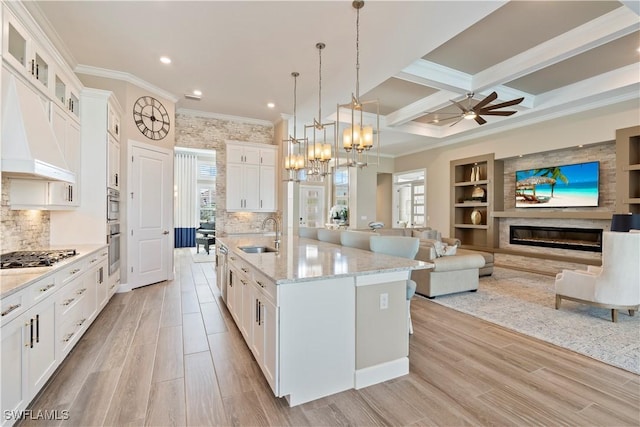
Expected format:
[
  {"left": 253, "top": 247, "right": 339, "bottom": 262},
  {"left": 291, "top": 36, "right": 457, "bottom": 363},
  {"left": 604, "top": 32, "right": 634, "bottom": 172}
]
[
  {"left": 190, "top": 246, "right": 215, "bottom": 263},
  {"left": 428, "top": 267, "right": 640, "bottom": 374}
]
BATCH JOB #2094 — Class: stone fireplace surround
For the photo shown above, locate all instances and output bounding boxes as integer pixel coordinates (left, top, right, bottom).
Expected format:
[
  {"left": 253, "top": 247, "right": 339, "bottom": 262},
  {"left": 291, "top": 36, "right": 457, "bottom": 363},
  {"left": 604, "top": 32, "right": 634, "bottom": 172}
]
[{"left": 493, "top": 141, "right": 615, "bottom": 275}]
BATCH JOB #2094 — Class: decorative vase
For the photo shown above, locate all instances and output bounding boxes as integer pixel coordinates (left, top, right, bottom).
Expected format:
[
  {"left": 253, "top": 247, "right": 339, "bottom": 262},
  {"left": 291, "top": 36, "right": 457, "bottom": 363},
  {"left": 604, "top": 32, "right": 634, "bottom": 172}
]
[
  {"left": 471, "top": 209, "right": 482, "bottom": 225},
  {"left": 471, "top": 186, "right": 486, "bottom": 200}
]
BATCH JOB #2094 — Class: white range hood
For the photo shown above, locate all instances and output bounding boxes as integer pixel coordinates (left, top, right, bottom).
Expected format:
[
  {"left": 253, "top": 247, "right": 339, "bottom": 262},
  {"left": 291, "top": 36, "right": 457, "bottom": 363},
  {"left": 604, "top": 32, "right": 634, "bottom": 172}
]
[{"left": 1, "top": 73, "right": 75, "bottom": 183}]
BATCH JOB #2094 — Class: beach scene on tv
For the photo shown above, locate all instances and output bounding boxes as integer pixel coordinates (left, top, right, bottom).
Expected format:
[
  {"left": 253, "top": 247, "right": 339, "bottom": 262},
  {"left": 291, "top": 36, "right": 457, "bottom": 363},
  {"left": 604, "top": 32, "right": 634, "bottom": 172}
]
[{"left": 515, "top": 161, "right": 599, "bottom": 208}]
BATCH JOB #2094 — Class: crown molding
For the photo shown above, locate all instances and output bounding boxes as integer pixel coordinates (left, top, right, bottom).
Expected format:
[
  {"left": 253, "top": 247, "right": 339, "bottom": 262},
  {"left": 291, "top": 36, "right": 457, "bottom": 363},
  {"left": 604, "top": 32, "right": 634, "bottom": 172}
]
[
  {"left": 74, "top": 65, "right": 179, "bottom": 103},
  {"left": 176, "top": 108, "right": 273, "bottom": 127}
]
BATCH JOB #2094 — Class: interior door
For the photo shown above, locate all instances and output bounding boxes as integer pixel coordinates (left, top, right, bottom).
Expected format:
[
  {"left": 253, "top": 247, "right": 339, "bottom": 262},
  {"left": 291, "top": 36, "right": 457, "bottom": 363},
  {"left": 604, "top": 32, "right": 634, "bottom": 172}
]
[
  {"left": 129, "top": 142, "right": 173, "bottom": 289},
  {"left": 299, "top": 185, "right": 325, "bottom": 228}
]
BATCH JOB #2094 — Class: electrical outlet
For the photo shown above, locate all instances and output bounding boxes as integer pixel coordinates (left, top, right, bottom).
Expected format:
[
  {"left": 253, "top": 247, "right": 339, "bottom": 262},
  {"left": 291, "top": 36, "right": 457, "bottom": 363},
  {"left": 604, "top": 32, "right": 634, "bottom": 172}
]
[{"left": 379, "top": 293, "right": 389, "bottom": 310}]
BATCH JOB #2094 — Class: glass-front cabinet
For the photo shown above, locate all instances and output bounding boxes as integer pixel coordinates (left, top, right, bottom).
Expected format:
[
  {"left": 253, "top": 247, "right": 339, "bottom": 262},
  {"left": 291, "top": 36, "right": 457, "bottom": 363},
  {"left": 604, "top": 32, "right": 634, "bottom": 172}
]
[{"left": 3, "top": 9, "right": 51, "bottom": 92}]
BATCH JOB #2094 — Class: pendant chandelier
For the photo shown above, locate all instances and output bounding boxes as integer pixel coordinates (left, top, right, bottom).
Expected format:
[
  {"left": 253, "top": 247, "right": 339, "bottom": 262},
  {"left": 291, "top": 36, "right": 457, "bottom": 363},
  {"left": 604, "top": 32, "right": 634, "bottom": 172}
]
[
  {"left": 303, "top": 42, "right": 336, "bottom": 181},
  {"left": 336, "top": 0, "right": 380, "bottom": 169},
  {"left": 283, "top": 72, "right": 306, "bottom": 182}
]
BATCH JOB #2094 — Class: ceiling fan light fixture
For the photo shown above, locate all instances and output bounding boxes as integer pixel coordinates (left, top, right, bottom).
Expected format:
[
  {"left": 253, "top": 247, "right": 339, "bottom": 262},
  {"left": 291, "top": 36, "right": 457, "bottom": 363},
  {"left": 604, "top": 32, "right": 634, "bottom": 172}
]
[{"left": 464, "top": 111, "right": 477, "bottom": 120}]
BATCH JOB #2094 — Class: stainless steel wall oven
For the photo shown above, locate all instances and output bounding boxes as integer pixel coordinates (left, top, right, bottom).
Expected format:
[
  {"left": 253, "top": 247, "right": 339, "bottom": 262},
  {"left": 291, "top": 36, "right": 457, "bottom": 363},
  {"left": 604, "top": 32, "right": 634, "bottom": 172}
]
[
  {"left": 107, "top": 223, "right": 120, "bottom": 275},
  {"left": 107, "top": 188, "right": 120, "bottom": 222}
]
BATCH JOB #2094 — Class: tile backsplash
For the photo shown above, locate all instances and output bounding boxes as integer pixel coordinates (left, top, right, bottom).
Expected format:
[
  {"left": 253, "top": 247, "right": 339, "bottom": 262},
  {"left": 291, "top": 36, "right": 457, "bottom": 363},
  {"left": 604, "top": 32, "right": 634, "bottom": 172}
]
[{"left": 1, "top": 177, "right": 50, "bottom": 252}]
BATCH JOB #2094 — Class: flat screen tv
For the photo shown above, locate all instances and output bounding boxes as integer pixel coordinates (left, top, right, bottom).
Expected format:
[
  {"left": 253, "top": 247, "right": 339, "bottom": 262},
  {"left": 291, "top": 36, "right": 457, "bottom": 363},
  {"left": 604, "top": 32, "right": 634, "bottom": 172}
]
[{"left": 515, "top": 161, "right": 599, "bottom": 208}]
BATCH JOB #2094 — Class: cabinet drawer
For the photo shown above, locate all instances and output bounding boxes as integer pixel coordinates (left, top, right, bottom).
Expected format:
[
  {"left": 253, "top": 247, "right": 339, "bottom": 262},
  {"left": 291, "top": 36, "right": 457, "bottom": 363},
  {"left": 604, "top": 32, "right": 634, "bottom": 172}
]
[
  {"left": 252, "top": 271, "right": 276, "bottom": 304},
  {"left": 58, "top": 276, "right": 88, "bottom": 317},
  {"left": 58, "top": 310, "right": 87, "bottom": 356},
  {"left": 57, "top": 259, "right": 87, "bottom": 287},
  {"left": 1, "top": 290, "right": 27, "bottom": 326},
  {"left": 29, "top": 275, "right": 58, "bottom": 305}
]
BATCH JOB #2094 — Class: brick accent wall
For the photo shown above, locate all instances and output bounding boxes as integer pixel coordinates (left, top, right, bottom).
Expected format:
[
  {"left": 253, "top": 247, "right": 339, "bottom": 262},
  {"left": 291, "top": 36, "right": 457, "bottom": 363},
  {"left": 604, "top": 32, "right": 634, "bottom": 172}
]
[
  {"left": 1, "top": 177, "right": 50, "bottom": 252},
  {"left": 175, "top": 112, "right": 276, "bottom": 235}
]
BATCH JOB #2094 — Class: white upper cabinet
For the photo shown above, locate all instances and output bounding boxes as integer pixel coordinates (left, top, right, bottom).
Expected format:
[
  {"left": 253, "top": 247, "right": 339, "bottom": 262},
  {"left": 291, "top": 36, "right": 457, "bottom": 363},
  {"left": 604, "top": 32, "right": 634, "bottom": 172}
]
[
  {"left": 3, "top": 9, "right": 51, "bottom": 94},
  {"left": 49, "top": 105, "right": 81, "bottom": 207},
  {"left": 52, "top": 68, "right": 81, "bottom": 121},
  {"left": 226, "top": 141, "right": 277, "bottom": 212},
  {"left": 3, "top": 5, "right": 81, "bottom": 121}
]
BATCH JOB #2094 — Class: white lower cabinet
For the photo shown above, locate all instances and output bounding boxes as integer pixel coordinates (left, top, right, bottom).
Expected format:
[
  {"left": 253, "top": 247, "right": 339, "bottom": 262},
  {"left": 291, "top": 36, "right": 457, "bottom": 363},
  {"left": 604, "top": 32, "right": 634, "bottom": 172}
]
[
  {"left": 251, "top": 281, "right": 277, "bottom": 391},
  {"left": 0, "top": 295, "right": 57, "bottom": 427},
  {"left": 227, "top": 256, "right": 279, "bottom": 395},
  {"left": 1, "top": 314, "right": 27, "bottom": 425},
  {"left": 0, "top": 247, "right": 113, "bottom": 426},
  {"left": 25, "top": 298, "right": 57, "bottom": 394}
]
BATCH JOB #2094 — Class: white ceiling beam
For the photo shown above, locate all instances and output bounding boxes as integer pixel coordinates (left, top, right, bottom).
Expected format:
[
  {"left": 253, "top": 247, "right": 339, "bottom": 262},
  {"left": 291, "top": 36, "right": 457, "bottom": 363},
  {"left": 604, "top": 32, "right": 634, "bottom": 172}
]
[
  {"left": 396, "top": 60, "right": 472, "bottom": 94},
  {"left": 472, "top": 7, "right": 640, "bottom": 92},
  {"left": 387, "top": 61, "right": 534, "bottom": 127},
  {"left": 384, "top": 90, "right": 461, "bottom": 127}
]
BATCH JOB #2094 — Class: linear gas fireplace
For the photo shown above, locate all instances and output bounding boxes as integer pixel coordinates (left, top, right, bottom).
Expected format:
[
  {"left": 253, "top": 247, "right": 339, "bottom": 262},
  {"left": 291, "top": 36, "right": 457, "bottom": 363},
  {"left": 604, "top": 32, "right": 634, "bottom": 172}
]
[{"left": 510, "top": 225, "right": 602, "bottom": 252}]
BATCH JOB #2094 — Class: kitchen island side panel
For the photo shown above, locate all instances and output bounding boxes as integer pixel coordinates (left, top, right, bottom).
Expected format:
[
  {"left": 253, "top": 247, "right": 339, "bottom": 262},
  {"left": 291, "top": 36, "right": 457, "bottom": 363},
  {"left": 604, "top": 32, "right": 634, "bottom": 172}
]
[{"left": 278, "top": 277, "right": 355, "bottom": 407}]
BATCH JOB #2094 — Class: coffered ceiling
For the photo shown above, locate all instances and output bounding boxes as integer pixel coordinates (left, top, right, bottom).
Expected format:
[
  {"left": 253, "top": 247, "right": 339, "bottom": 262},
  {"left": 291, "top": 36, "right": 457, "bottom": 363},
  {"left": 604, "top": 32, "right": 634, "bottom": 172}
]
[{"left": 28, "top": 1, "right": 640, "bottom": 156}]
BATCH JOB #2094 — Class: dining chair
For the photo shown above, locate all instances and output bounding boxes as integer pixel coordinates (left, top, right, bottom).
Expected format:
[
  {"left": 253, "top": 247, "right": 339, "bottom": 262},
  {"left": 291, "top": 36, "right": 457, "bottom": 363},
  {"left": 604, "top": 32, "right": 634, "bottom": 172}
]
[
  {"left": 317, "top": 228, "right": 343, "bottom": 245},
  {"left": 340, "top": 230, "right": 373, "bottom": 251}
]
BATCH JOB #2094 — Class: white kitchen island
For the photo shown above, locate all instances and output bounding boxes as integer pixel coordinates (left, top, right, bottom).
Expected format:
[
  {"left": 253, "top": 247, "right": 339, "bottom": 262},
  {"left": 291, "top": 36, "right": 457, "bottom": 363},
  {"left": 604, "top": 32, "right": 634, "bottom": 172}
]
[{"left": 217, "top": 235, "right": 432, "bottom": 407}]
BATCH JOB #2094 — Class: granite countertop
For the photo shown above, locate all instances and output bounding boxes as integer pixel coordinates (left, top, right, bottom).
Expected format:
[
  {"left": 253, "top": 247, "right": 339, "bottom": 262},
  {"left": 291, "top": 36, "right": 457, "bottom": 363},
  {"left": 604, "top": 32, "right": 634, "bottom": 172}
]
[
  {"left": 0, "top": 244, "right": 108, "bottom": 298},
  {"left": 219, "top": 236, "right": 432, "bottom": 285}
]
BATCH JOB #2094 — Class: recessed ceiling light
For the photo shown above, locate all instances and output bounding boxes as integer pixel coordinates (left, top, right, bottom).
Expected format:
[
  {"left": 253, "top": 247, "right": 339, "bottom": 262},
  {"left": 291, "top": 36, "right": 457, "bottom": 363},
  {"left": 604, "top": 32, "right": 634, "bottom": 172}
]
[
  {"left": 193, "top": 90, "right": 202, "bottom": 96},
  {"left": 267, "top": 102, "right": 275, "bottom": 109},
  {"left": 160, "top": 56, "right": 172, "bottom": 64},
  {"left": 578, "top": 144, "right": 584, "bottom": 148}
]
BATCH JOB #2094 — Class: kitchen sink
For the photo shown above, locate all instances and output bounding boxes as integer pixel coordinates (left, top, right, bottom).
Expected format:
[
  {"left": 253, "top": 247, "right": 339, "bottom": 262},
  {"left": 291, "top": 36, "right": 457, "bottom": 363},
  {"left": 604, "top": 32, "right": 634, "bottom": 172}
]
[{"left": 238, "top": 245, "right": 278, "bottom": 254}]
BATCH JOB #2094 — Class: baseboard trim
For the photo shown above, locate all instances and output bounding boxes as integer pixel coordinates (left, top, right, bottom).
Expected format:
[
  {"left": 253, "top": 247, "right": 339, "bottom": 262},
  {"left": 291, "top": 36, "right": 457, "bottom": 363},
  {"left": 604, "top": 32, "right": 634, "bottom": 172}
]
[{"left": 354, "top": 357, "right": 409, "bottom": 389}]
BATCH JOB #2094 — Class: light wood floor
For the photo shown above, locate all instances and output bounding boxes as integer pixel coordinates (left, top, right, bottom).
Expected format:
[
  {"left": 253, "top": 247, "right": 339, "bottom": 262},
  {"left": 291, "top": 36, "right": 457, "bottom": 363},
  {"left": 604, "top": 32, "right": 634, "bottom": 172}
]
[{"left": 21, "top": 248, "right": 640, "bottom": 426}]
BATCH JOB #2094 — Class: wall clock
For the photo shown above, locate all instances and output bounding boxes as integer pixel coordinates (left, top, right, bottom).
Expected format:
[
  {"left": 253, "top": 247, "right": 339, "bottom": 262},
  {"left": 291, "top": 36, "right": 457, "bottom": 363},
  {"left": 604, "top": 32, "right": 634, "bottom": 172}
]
[{"left": 132, "top": 96, "right": 170, "bottom": 140}]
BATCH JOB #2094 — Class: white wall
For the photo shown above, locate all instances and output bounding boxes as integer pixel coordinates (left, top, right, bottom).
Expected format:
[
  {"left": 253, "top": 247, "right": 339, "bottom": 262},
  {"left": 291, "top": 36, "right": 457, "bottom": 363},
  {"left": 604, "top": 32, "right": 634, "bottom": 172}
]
[{"left": 394, "top": 99, "right": 640, "bottom": 236}]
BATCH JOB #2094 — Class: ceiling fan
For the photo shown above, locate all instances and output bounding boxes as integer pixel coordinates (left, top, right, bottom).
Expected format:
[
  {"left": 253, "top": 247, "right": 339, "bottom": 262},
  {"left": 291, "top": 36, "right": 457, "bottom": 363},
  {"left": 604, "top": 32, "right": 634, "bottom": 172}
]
[{"left": 431, "top": 91, "right": 524, "bottom": 127}]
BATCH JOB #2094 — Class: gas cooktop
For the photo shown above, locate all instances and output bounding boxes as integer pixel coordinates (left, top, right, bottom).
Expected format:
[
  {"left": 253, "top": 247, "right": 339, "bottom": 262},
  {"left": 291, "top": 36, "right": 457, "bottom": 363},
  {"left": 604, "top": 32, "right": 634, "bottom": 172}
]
[{"left": 0, "top": 249, "right": 77, "bottom": 269}]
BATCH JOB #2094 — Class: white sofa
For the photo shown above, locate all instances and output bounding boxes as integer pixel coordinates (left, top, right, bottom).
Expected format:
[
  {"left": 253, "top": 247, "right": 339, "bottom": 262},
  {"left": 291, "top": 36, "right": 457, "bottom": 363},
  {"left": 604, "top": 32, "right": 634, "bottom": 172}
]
[{"left": 304, "top": 227, "right": 488, "bottom": 298}]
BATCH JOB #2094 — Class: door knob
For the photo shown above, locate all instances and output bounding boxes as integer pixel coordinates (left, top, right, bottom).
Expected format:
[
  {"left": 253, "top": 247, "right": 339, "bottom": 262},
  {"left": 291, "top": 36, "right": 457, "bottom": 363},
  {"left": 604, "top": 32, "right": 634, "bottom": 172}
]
[{"left": 163, "top": 230, "right": 170, "bottom": 235}]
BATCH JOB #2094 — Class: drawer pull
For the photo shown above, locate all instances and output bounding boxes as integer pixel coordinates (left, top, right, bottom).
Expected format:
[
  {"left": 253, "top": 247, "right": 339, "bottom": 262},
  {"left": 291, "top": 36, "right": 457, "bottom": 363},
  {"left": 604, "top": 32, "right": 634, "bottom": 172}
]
[
  {"left": 240, "top": 279, "right": 247, "bottom": 286},
  {"left": 102, "top": 252, "right": 108, "bottom": 257},
  {"left": 76, "top": 288, "right": 87, "bottom": 295},
  {"left": 230, "top": 256, "right": 236, "bottom": 261},
  {"left": 69, "top": 268, "right": 81, "bottom": 275},
  {"left": 110, "top": 284, "right": 116, "bottom": 290},
  {"left": 77, "top": 318, "right": 87, "bottom": 326},
  {"left": 241, "top": 267, "right": 249, "bottom": 273},
  {"left": 62, "top": 298, "right": 75, "bottom": 306},
  {"left": 40, "top": 283, "right": 55, "bottom": 293},
  {"left": 1, "top": 304, "right": 21, "bottom": 317},
  {"left": 256, "top": 280, "right": 265, "bottom": 288},
  {"left": 62, "top": 332, "right": 74, "bottom": 343},
  {"left": 90, "top": 258, "right": 98, "bottom": 264}
]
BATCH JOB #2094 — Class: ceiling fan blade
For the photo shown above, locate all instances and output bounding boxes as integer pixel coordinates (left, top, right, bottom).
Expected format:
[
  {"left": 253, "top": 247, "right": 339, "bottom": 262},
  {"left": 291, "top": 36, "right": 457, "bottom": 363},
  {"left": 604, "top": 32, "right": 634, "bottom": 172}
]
[
  {"left": 450, "top": 98, "right": 468, "bottom": 113},
  {"left": 479, "top": 110, "right": 517, "bottom": 116},
  {"left": 428, "top": 115, "right": 462, "bottom": 124},
  {"left": 474, "top": 116, "right": 487, "bottom": 125},
  {"left": 481, "top": 97, "right": 525, "bottom": 111},
  {"left": 472, "top": 91, "right": 498, "bottom": 111},
  {"left": 449, "top": 117, "right": 464, "bottom": 127}
]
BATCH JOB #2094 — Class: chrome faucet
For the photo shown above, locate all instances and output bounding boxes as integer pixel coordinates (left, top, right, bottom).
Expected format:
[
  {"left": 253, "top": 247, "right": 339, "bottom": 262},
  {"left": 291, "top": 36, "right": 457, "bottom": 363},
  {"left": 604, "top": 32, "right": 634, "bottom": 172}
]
[{"left": 262, "top": 216, "right": 281, "bottom": 250}]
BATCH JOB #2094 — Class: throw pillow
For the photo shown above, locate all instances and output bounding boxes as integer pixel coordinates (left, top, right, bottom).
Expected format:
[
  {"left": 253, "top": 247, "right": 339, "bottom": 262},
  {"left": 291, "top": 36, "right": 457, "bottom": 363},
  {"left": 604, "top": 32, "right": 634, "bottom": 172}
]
[{"left": 433, "top": 240, "right": 457, "bottom": 257}]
